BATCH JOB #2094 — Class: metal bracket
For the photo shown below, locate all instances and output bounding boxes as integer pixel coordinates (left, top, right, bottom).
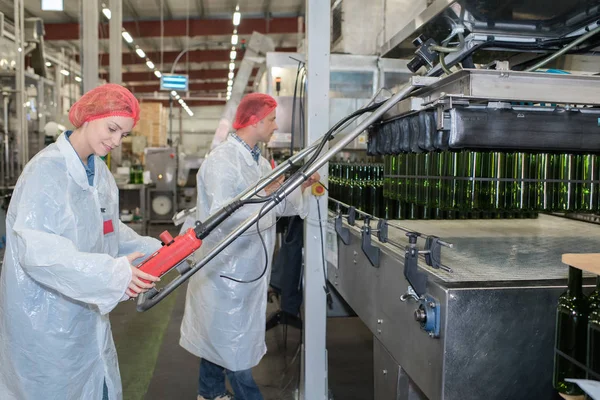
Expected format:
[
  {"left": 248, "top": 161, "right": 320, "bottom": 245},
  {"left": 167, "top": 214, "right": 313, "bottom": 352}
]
[
  {"left": 361, "top": 217, "right": 380, "bottom": 267},
  {"left": 334, "top": 211, "right": 350, "bottom": 245},
  {"left": 404, "top": 232, "right": 428, "bottom": 297},
  {"left": 421, "top": 236, "right": 453, "bottom": 273},
  {"left": 415, "top": 295, "right": 441, "bottom": 338},
  {"left": 347, "top": 207, "right": 356, "bottom": 226},
  {"left": 376, "top": 219, "right": 388, "bottom": 243}
]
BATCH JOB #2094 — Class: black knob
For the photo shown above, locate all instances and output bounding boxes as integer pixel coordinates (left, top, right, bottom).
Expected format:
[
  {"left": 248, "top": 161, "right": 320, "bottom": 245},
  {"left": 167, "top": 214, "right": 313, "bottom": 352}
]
[
  {"left": 414, "top": 308, "right": 427, "bottom": 323},
  {"left": 412, "top": 34, "right": 426, "bottom": 47}
]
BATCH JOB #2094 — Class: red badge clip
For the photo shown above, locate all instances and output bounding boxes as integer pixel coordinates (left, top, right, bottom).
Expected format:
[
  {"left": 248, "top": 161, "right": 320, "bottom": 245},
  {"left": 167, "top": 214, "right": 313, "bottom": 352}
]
[{"left": 103, "top": 219, "right": 114, "bottom": 235}]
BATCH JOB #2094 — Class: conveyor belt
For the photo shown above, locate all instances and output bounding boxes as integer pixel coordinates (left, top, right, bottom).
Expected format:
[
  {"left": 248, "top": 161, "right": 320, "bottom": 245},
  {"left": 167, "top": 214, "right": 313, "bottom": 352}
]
[{"left": 346, "top": 214, "right": 600, "bottom": 283}]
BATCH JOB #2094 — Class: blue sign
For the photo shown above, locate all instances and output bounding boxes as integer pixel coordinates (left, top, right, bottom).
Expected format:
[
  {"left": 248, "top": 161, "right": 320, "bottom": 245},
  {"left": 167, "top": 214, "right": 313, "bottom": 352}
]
[{"left": 160, "top": 74, "right": 189, "bottom": 91}]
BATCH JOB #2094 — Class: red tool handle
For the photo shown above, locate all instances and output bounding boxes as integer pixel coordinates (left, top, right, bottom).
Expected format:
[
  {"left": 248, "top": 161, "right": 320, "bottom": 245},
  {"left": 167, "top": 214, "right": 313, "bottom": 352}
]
[{"left": 137, "top": 228, "right": 202, "bottom": 283}]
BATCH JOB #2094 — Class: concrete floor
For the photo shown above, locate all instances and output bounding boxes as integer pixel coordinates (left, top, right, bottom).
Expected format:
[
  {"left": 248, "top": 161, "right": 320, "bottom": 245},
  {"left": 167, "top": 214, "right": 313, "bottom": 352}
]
[{"left": 110, "top": 223, "right": 374, "bottom": 400}]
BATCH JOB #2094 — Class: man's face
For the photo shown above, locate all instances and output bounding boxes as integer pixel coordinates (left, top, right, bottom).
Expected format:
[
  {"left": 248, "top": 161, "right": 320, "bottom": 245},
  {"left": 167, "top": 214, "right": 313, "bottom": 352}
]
[{"left": 255, "top": 109, "right": 278, "bottom": 143}]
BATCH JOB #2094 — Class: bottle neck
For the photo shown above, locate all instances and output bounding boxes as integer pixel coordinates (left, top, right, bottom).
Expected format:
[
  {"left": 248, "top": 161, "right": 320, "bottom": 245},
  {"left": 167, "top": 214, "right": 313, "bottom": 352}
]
[{"left": 567, "top": 266, "right": 583, "bottom": 297}]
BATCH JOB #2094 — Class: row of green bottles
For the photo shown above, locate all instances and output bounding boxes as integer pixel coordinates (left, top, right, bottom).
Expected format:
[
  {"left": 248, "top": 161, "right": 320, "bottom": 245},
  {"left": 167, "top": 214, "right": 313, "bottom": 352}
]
[
  {"left": 383, "top": 152, "right": 600, "bottom": 213},
  {"left": 553, "top": 272, "right": 600, "bottom": 395},
  {"left": 328, "top": 162, "right": 385, "bottom": 218}
]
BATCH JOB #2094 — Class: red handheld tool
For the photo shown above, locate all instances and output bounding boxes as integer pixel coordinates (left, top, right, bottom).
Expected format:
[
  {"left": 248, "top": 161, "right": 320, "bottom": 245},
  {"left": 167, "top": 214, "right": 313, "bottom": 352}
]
[{"left": 137, "top": 228, "right": 202, "bottom": 282}]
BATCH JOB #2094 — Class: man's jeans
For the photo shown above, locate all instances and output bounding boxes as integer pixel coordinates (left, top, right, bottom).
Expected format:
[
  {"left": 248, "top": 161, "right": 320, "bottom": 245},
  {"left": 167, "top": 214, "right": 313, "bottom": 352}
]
[{"left": 198, "top": 358, "right": 263, "bottom": 400}]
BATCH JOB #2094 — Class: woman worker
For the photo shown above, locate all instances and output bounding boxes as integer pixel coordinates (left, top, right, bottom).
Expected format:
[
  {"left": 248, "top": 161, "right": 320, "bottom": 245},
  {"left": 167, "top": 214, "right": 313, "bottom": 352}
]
[{"left": 0, "top": 83, "right": 161, "bottom": 400}]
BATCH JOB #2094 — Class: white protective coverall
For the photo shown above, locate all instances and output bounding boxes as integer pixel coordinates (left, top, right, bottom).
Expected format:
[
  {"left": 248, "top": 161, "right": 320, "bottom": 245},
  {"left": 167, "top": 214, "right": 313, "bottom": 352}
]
[
  {"left": 180, "top": 135, "right": 309, "bottom": 371},
  {"left": 0, "top": 133, "right": 161, "bottom": 400}
]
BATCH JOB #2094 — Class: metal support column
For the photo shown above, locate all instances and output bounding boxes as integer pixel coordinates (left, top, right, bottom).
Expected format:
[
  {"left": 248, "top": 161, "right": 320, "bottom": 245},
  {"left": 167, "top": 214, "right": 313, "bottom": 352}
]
[
  {"left": 14, "top": 0, "right": 27, "bottom": 170},
  {"left": 81, "top": 0, "right": 99, "bottom": 92},
  {"left": 109, "top": 0, "right": 122, "bottom": 84},
  {"left": 301, "top": 0, "right": 330, "bottom": 399},
  {"left": 109, "top": 0, "right": 123, "bottom": 171}
]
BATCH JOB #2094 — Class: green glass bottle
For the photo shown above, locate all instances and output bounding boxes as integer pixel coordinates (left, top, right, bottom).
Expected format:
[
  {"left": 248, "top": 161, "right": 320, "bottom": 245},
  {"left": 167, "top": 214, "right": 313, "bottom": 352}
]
[
  {"left": 553, "top": 154, "right": 574, "bottom": 212},
  {"left": 383, "top": 156, "right": 391, "bottom": 199},
  {"left": 576, "top": 154, "right": 598, "bottom": 212},
  {"left": 536, "top": 153, "right": 549, "bottom": 211},
  {"left": 352, "top": 164, "right": 365, "bottom": 211},
  {"left": 372, "top": 164, "right": 383, "bottom": 218},
  {"left": 589, "top": 277, "right": 600, "bottom": 376},
  {"left": 553, "top": 267, "right": 588, "bottom": 395},
  {"left": 589, "top": 307, "right": 600, "bottom": 376},
  {"left": 364, "top": 164, "right": 374, "bottom": 215},
  {"left": 347, "top": 164, "right": 356, "bottom": 207},
  {"left": 429, "top": 152, "right": 441, "bottom": 210}
]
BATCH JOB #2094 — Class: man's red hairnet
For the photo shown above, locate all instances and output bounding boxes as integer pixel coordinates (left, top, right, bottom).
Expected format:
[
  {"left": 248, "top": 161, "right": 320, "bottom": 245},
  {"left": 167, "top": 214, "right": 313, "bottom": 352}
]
[
  {"left": 69, "top": 83, "right": 140, "bottom": 128},
  {"left": 232, "top": 93, "right": 277, "bottom": 130}
]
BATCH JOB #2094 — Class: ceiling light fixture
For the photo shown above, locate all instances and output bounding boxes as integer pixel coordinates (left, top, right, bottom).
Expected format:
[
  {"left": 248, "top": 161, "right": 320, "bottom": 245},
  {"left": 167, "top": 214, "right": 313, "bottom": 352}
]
[
  {"left": 122, "top": 31, "right": 133, "bottom": 43},
  {"left": 135, "top": 48, "right": 146, "bottom": 58}
]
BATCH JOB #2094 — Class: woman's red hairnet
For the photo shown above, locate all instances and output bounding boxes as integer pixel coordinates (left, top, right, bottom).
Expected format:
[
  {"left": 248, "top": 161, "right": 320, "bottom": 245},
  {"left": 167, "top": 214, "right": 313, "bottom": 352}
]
[
  {"left": 232, "top": 93, "right": 277, "bottom": 130},
  {"left": 69, "top": 83, "right": 140, "bottom": 128}
]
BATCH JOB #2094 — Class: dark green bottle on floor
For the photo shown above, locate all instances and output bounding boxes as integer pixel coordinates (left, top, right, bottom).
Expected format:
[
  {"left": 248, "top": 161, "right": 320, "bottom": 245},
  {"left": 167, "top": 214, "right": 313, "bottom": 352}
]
[
  {"left": 589, "top": 278, "right": 600, "bottom": 375},
  {"left": 553, "top": 267, "right": 588, "bottom": 395}
]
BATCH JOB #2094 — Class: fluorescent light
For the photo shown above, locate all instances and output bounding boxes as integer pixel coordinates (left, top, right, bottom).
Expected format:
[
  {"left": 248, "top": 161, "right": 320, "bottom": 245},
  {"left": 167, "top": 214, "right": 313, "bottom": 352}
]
[
  {"left": 175, "top": 95, "right": 180, "bottom": 100},
  {"left": 178, "top": 99, "right": 184, "bottom": 104},
  {"left": 227, "top": 79, "right": 233, "bottom": 86},
  {"left": 227, "top": 88, "right": 232, "bottom": 94},
  {"left": 60, "top": 69, "right": 70, "bottom": 76},
  {"left": 146, "top": 60, "right": 155, "bottom": 69},
  {"left": 75, "top": 76, "right": 82, "bottom": 82},
  {"left": 122, "top": 31, "right": 134, "bottom": 43},
  {"left": 41, "top": 0, "right": 63, "bottom": 11},
  {"left": 186, "top": 109, "right": 194, "bottom": 117},
  {"left": 229, "top": 62, "right": 235, "bottom": 71},
  {"left": 228, "top": 72, "right": 234, "bottom": 79},
  {"left": 231, "top": 34, "right": 238, "bottom": 45},
  {"left": 102, "top": 8, "right": 111, "bottom": 19},
  {"left": 135, "top": 48, "right": 146, "bottom": 58},
  {"left": 233, "top": 11, "right": 241, "bottom": 26},
  {"left": 45, "top": 61, "right": 52, "bottom": 67},
  {"left": 17, "top": 47, "right": 22, "bottom": 52},
  {"left": 171, "top": 90, "right": 177, "bottom": 96},
  {"left": 230, "top": 50, "right": 237, "bottom": 60},
  {"left": 154, "top": 70, "right": 162, "bottom": 78}
]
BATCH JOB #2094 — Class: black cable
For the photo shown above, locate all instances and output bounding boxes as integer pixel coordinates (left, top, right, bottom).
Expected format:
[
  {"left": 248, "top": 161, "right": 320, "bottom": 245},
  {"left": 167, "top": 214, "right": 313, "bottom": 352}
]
[
  {"left": 290, "top": 61, "right": 304, "bottom": 154},
  {"left": 315, "top": 197, "right": 333, "bottom": 308},
  {"left": 220, "top": 200, "right": 270, "bottom": 284}
]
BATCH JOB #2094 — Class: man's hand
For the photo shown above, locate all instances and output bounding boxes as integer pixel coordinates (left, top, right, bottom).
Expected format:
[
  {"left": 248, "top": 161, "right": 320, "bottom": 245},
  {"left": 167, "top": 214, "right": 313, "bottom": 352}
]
[
  {"left": 125, "top": 252, "right": 160, "bottom": 298},
  {"left": 264, "top": 175, "right": 284, "bottom": 195},
  {"left": 301, "top": 172, "right": 321, "bottom": 193}
]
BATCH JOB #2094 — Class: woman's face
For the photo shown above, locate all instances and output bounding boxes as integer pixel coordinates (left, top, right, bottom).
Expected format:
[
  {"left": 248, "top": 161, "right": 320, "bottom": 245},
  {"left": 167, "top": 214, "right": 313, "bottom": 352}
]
[{"left": 85, "top": 116, "right": 134, "bottom": 157}]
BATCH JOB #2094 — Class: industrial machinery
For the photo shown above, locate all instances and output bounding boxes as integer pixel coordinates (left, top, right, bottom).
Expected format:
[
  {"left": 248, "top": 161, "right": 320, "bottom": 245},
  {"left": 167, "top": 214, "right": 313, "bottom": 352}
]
[
  {"left": 145, "top": 147, "right": 178, "bottom": 223},
  {"left": 133, "top": 2, "right": 600, "bottom": 400}
]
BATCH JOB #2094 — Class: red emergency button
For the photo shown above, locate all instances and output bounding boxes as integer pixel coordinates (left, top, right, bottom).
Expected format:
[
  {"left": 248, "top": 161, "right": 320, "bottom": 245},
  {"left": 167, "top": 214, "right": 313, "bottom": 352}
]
[
  {"left": 159, "top": 231, "right": 175, "bottom": 245},
  {"left": 311, "top": 182, "right": 326, "bottom": 196}
]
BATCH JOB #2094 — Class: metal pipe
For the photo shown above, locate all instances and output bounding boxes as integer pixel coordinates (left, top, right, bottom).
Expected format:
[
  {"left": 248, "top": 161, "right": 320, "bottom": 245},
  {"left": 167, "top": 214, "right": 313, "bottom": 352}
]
[
  {"left": 139, "top": 83, "right": 417, "bottom": 311},
  {"left": 2, "top": 93, "right": 8, "bottom": 187},
  {"left": 328, "top": 198, "right": 454, "bottom": 249},
  {"left": 526, "top": 24, "right": 600, "bottom": 72}
]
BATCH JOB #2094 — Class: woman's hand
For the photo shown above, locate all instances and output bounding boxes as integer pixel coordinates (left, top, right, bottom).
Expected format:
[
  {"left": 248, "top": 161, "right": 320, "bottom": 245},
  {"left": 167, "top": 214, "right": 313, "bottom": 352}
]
[{"left": 124, "top": 252, "right": 160, "bottom": 298}]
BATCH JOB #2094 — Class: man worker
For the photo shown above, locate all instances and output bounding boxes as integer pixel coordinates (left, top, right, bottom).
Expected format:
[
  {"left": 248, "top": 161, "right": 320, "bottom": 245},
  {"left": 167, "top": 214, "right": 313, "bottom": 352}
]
[{"left": 180, "top": 93, "right": 319, "bottom": 400}]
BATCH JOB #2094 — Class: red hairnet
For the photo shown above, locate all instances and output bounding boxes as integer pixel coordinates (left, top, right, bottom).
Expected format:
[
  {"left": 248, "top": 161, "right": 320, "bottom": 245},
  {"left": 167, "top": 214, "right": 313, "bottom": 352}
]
[
  {"left": 232, "top": 93, "right": 277, "bottom": 130},
  {"left": 69, "top": 83, "right": 140, "bottom": 128}
]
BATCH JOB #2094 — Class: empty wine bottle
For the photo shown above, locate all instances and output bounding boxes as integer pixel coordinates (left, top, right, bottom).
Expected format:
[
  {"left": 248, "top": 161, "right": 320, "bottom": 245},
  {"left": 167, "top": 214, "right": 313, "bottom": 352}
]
[
  {"left": 589, "top": 277, "right": 600, "bottom": 376},
  {"left": 553, "top": 266, "right": 588, "bottom": 395}
]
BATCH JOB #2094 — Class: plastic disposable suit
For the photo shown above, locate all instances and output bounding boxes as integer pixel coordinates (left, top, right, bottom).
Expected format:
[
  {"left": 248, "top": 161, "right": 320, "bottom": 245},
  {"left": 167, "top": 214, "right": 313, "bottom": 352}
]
[
  {"left": 0, "top": 132, "right": 161, "bottom": 399},
  {"left": 180, "top": 135, "right": 309, "bottom": 371}
]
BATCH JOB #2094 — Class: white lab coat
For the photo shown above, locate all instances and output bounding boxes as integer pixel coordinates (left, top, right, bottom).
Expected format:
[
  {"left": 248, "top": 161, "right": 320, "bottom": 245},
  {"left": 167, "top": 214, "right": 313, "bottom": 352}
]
[
  {"left": 180, "top": 136, "right": 308, "bottom": 371},
  {"left": 0, "top": 133, "right": 161, "bottom": 400}
]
